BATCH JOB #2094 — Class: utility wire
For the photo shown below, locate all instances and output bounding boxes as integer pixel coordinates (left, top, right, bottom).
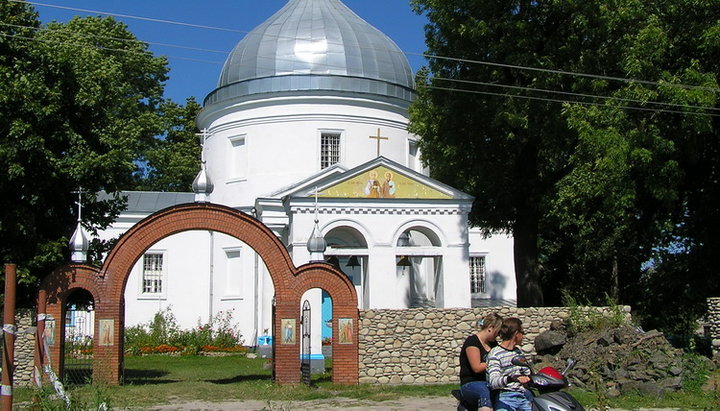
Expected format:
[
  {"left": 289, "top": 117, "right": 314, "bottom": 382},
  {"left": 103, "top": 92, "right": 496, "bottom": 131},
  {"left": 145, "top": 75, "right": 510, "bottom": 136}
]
[
  {"left": 4, "top": 30, "right": 719, "bottom": 116},
  {"left": 17, "top": 0, "right": 250, "bottom": 34},
  {"left": 431, "top": 77, "right": 720, "bottom": 113},
  {"left": 0, "top": 22, "right": 230, "bottom": 55},
  {"left": 15, "top": 0, "right": 411, "bottom": 62},
  {"left": 0, "top": 31, "right": 396, "bottom": 77},
  {"left": 426, "top": 85, "right": 720, "bottom": 117},
  {"left": 422, "top": 54, "right": 720, "bottom": 94},
  {"left": 16, "top": 0, "right": 720, "bottom": 94}
]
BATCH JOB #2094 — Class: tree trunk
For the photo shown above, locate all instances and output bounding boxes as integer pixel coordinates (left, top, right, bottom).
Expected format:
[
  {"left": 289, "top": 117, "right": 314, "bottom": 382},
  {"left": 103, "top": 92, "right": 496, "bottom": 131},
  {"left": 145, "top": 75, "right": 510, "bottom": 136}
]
[
  {"left": 513, "top": 204, "right": 544, "bottom": 307},
  {"left": 610, "top": 253, "right": 619, "bottom": 303}
]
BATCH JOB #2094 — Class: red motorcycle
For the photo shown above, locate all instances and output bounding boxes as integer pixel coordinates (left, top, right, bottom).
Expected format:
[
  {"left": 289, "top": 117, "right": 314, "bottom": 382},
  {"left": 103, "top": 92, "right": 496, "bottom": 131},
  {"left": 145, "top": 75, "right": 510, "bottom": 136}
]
[
  {"left": 511, "top": 356, "right": 585, "bottom": 411},
  {"left": 452, "top": 357, "right": 584, "bottom": 411}
]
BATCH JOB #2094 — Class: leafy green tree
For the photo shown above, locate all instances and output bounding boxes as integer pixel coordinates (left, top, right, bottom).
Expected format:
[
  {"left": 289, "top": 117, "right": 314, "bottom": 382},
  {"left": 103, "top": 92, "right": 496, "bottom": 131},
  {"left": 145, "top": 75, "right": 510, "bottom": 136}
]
[
  {"left": 136, "top": 97, "right": 202, "bottom": 192},
  {"left": 410, "top": 0, "right": 719, "bottom": 311},
  {"left": 0, "top": 1, "right": 169, "bottom": 300},
  {"left": 549, "top": 2, "right": 718, "bottom": 315}
]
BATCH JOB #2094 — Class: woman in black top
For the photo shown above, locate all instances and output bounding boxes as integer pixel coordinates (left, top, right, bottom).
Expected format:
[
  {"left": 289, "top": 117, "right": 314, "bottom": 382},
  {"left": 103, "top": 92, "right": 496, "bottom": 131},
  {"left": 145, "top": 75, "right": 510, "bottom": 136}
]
[{"left": 458, "top": 312, "right": 503, "bottom": 411}]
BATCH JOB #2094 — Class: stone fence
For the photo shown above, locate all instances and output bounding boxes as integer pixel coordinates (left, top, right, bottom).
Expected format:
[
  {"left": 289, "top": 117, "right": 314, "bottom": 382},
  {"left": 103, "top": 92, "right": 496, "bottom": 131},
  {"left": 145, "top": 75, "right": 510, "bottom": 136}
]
[
  {"left": 358, "top": 305, "right": 632, "bottom": 385},
  {"left": 0, "top": 308, "right": 36, "bottom": 387},
  {"left": 708, "top": 297, "right": 720, "bottom": 358},
  {"left": 4, "top": 305, "right": 633, "bottom": 387}
]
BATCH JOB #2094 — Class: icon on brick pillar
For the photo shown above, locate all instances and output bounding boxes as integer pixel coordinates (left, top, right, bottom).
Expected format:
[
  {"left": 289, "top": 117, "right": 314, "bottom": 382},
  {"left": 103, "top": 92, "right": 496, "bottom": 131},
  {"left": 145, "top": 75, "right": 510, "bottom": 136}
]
[
  {"left": 338, "top": 318, "right": 353, "bottom": 344},
  {"left": 45, "top": 319, "right": 56, "bottom": 346},
  {"left": 281, "top": 318, "right": 296, "bottom": 344},
  {"left": 99, "top": 319, "right": 114, "bottom": 346}
]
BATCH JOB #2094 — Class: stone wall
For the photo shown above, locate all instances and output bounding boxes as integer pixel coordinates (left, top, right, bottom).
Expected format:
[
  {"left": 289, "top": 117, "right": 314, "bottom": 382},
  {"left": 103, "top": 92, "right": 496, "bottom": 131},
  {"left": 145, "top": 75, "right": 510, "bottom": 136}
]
[
  {"left": 3, "top": 305, "right": 638, "bottom": 387},
  {"left": 358, "top": 305, "right": 631, "bottom": 385},
  {"left": 0, "top": 308, "right": 36, "bottom": 387},
  {"left": 708, "top": 297, "right": 720, "bottom": 358}
]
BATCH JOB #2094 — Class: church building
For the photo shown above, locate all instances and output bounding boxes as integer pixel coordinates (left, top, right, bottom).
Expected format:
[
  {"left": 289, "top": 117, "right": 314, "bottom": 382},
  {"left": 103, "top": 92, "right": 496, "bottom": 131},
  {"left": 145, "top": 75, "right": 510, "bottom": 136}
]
[{"left": 93, "top": 0, "right": 516, "bottom": 363}]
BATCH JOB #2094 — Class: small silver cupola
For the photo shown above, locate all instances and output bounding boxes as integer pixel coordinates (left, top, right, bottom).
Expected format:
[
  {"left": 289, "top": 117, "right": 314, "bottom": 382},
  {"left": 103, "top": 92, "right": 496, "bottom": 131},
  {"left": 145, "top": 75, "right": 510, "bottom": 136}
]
[
  {"left": 193, "top": 129, "right": 214, "bottom": 203},
  {"left": 69, "top": 188, "right": 89, "bottom": 263},
  {"left": 307, "top": 187, "right": 327, "bottom": 262}
]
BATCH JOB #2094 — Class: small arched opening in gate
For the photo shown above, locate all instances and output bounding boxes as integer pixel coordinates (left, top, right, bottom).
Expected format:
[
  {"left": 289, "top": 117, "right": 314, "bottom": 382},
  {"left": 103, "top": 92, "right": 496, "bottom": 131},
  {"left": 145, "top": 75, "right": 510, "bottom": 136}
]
[
  {"left": 63, "top": 288, "right": 95, "bottom": 385},
  {"left": 38, "top": 265, "right": 106, "bottom": 384},
  {"left": 282, "top": 264, "right": 358, "bottom": 385},
  {"left": 38, "top": 203, "right": 359, "bottom": 385}
]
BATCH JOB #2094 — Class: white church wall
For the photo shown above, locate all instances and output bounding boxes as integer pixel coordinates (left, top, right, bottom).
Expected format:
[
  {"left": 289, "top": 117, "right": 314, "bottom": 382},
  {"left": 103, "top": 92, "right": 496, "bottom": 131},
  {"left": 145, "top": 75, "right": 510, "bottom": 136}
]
[
  {"left": 121, "top": 230, "right": 262, "bottom": 346},
  {"left": 201, "top": 97, "right": 416, "bottom": 207},
  {"left": 123, "top": 231, "right": 211, "bottom": 329},
  {"left": 210, "top": 232, "right": 260, "bottom": 345},
  {"left": 468, "top": 228, "right": 516, "bottom": 301}
]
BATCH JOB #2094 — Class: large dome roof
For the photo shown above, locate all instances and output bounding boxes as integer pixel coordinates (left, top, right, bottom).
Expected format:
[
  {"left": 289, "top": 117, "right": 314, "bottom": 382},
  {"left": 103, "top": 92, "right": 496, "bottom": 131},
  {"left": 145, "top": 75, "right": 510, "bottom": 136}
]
[{"left": 204, "top": 0, "right": 415, "bottom": 106}]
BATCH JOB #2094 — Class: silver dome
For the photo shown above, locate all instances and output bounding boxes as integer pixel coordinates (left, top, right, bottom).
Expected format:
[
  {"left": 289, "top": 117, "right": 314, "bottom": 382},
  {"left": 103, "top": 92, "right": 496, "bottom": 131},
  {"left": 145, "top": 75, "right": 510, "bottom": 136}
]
[{"left": 205, "top": 0, "right": 415, "bottom": 105}]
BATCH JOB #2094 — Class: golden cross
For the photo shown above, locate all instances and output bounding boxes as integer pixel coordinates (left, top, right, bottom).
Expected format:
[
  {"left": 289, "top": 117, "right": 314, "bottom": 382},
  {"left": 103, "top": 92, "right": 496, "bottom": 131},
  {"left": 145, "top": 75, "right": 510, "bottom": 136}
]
[{"left": 369, "top": 128, "right": 389, "bottom": 157}]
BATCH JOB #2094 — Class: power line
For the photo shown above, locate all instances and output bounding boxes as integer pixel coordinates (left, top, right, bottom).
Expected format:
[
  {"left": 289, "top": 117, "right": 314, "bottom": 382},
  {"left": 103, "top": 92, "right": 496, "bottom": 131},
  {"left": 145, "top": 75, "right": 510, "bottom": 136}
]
[
  {"left": 16, "top": 0, "right": 720, "bottom": 94},
  {"left": 431, "top": 77, "right": 720, "bottom": 113},
  {"left": 0, "top": 32, "right": 401, "bottom": 78},
  {"left": 0, "top": 32, "right": 227, "bottom": 66},
  {"left": 0, "top": 22, "right": 230, "bottom": 55},
  {"left": 422, "top": 54, "right": 720, "bottom": 94},
  {"left": 17, "top": 0, "right": 250, "bottom": 34},
  {"left": 4, "top": 30, "right": 718, "bottom": 117},
  {"left": 15, "top": 0, "right": 411, "bottom": 62},
  {"left": 426, "top": 85, "right": 720, "bottom": 118}
]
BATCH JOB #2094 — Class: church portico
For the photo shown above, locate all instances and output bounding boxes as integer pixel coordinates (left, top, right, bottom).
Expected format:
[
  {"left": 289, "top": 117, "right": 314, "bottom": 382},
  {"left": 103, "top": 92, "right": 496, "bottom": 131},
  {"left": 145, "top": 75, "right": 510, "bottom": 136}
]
[{"left": 285, "top": 159, "right": 474, "bottom": 311}]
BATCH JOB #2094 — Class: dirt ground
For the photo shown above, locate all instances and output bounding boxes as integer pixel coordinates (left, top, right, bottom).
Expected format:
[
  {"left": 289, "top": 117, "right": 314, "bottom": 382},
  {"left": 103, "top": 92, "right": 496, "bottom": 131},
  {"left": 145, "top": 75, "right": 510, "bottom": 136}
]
[
  {"left": 141, "top": 397, "right": 680, "bottom": 411},
  {"left": 143, "top": 396, "right": 457, "bottom": 410}
]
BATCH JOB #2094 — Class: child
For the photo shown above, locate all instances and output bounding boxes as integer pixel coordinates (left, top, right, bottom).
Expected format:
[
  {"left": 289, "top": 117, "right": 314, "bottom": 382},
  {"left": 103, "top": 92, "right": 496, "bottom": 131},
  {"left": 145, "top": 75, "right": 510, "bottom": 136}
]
[{"left": 486, "top": 317, "right": 533, "bottom": 411}]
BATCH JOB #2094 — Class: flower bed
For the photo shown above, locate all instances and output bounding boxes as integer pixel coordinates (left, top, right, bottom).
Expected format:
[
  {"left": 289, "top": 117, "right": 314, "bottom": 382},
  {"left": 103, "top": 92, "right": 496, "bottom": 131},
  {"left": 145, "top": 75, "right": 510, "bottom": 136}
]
[{"left": 128, "top": 344, "right": 248, "bottom": 356}]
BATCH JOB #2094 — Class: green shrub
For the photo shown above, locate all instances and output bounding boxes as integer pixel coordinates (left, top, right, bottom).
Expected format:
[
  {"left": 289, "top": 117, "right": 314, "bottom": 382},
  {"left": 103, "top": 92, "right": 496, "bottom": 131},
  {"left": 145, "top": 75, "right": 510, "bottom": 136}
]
[
  {"left": 125, "top": 307, "right": 243, "bottom": 355},
  {"left": 681, "top": 352, "right": 714, "bottom": 392},
  {"left": 563, "top": 291, "right": 628, "bottom": 335}
]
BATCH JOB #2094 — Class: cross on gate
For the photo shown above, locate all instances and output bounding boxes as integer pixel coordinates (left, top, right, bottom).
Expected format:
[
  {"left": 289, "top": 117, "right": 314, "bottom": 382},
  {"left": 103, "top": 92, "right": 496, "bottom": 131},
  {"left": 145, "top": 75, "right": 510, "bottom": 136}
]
[
  {"left": 369, "top": 128, "right": 388, "bottom": 157},
  {"left": 71, "top": 187, "right": 86, "bottom": 222},
  {"left": 196, "top": 128, "right": 210, "bottom": 163}
]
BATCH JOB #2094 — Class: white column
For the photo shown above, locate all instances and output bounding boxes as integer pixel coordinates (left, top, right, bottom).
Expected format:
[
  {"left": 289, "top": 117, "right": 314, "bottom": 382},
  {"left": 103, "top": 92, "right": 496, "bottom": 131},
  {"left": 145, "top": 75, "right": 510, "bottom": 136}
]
[
  {"left": 442, "top": 246, "right": 471, "bottom": 308},
  {"left": 367, "top": 245, "right": 409, "bottom": 309}
]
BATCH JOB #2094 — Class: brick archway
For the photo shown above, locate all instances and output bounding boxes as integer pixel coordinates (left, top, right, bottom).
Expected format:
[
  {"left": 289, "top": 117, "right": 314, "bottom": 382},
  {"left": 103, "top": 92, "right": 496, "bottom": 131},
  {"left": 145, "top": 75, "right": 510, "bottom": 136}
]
[
  {"left": 38, "top": 265, "right": 108, "bottom": 381},
  {"left": 39, "top": 203, "right": 358, "bottom": 385}
]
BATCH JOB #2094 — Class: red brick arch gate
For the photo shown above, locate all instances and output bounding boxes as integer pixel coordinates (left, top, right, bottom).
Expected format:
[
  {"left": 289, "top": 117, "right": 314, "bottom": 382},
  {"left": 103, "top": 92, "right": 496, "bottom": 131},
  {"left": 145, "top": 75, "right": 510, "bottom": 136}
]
[{"left": 39, "top": 203, "right": 358, "bottom": 385}]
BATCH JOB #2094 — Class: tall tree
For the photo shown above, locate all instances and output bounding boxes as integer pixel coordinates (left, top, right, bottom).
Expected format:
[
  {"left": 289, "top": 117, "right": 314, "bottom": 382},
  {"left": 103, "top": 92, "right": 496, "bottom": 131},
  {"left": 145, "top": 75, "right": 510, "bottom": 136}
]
[
  {"left": 0, "top": 1, "right": 169, "bottom": 299},
  {"left": 409, "top": 0, "right": 719, "bottom": 309},
  {"left": 136, "top": 97, "right": 202, "bottom": 192}
]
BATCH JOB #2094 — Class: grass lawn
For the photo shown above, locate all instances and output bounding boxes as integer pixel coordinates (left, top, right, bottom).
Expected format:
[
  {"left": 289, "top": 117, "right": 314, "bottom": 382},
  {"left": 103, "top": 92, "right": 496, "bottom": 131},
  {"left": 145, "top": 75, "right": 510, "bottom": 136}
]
[{"left": 12, "top": 354, "right": 719, "bottom": 410}]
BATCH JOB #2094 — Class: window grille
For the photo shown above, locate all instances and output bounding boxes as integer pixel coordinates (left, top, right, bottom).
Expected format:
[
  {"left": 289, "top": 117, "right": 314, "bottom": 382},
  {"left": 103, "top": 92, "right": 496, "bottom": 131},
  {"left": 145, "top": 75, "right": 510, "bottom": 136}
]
[
  {"left": 470, "top": 256, "right": 486, "bottom": 294},
  {"left": 321, "top": 133, "right": 340, "bottom": 169},
  {"left": 142, "top": 253, "right": 163, "bottom": 294}
]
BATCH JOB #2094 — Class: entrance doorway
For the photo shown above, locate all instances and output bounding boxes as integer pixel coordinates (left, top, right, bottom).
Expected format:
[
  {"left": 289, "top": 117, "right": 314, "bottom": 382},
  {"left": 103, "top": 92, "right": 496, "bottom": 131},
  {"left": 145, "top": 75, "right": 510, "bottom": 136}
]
[{"left": 63, "top": 288, "right": 94, "bottom": 385}]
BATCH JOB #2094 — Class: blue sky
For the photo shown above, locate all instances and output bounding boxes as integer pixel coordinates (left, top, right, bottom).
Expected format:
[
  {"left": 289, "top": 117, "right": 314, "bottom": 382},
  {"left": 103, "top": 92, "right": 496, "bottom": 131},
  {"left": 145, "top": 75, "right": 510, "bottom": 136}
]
[{"left": 33, "top": 0, "right": 429, "bottom": 104}]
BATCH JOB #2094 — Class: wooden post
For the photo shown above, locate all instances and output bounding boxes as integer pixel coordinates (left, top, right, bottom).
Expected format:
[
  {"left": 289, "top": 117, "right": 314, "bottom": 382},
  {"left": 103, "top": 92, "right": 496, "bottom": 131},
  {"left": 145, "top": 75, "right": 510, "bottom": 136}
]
[
  {"left": 2, "top": 263, "right": 17, "bottom": 411},
  {"left": 34, "top": 289, "right": 47, "bottom": 386}
]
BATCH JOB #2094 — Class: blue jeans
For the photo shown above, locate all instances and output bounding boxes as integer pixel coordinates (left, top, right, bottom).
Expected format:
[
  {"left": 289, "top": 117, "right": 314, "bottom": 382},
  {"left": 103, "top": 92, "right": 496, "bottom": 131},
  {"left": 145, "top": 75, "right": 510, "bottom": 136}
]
[
  {"left": 460, "top": 381, "right": 492, "bottom": 410},
  {"left": 494, "top": 390, "right": 533, "bottom": 411}
]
